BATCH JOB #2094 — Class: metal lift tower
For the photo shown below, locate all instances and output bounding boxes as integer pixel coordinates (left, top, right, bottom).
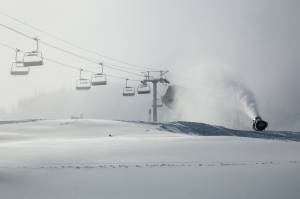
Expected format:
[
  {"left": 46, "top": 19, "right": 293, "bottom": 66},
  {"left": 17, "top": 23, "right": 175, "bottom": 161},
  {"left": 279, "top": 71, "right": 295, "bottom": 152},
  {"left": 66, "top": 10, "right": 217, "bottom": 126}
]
[{"left": 142, "top": 71, "right": 170, "bottom": 122}]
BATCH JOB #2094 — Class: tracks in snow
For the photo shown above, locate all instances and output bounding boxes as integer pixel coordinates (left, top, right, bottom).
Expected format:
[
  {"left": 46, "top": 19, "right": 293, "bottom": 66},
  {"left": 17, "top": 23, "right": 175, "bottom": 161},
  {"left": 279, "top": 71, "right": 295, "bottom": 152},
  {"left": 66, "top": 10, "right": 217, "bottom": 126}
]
[{"left": 2, "top": 160, "right": 300, "bottom": 170}]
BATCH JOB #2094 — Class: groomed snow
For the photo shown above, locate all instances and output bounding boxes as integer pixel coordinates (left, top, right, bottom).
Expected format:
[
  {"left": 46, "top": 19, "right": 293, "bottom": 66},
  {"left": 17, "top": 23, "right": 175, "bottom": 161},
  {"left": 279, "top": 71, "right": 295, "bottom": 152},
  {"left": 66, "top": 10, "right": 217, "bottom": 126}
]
[{"left": 0, "top": 119, "right": 299, "bottom": 199}]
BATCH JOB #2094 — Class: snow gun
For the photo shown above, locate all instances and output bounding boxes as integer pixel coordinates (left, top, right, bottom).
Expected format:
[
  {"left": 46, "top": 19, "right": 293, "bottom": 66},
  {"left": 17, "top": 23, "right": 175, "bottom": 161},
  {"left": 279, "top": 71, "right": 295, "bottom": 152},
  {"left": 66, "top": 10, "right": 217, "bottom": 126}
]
[{"left": 252, "top": 116, "right": 268, "bottom": 131}]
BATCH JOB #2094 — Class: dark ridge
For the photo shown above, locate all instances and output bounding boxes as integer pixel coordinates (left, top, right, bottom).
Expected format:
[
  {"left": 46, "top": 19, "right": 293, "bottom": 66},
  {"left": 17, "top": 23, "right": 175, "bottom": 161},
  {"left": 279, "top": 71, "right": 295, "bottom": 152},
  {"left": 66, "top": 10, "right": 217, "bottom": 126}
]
[
  {"left": 0, "top": 119, "right": 43, "bottom": 125},
  {"left": 159, "top": 121, "right": 300, "bottom": 142}
]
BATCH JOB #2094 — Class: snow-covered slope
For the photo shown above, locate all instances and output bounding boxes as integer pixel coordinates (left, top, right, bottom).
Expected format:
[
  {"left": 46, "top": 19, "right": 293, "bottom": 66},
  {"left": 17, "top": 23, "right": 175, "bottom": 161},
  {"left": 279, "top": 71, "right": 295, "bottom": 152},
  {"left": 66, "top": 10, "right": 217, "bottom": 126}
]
[
  {"left": 159, "top": 121, "right": 300, "bottom": 141},
  {"left": 0, "top": 119, "right": 299, "bottom": 199}
]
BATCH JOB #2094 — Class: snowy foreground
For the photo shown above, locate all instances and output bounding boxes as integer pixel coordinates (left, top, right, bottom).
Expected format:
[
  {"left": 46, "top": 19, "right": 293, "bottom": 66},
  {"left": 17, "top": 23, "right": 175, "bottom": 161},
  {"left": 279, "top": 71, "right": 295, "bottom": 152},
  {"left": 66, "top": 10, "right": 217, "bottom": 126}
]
[{"left": 0, "top": 119, "right": 299, "bottom": 199}]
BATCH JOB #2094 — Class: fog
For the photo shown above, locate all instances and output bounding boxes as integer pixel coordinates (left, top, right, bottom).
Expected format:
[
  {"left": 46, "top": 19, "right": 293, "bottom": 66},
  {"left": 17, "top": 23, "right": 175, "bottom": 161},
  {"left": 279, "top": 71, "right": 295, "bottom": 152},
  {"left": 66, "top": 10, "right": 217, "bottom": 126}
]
[{"left": 0, "top": 0, "right": 299, "bottom": 131}]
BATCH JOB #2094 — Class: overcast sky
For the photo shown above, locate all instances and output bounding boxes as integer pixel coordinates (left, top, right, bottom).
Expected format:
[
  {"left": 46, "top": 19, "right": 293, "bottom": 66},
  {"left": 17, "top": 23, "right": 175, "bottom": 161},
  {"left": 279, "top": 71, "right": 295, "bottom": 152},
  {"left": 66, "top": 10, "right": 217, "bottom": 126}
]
[{"left": 0, "top": 0, "right": 299, "bottom": 131}]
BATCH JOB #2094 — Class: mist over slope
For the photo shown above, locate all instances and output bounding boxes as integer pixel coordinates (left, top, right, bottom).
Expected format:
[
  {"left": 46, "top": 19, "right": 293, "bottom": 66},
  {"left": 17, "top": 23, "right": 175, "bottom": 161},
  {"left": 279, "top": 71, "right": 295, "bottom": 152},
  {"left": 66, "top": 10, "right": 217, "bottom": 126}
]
[
  {"left": 2, "top": 85, "right": 154, "bottom": 121},
  {"left": 0, "top": 0, "right": 299, "bottom": 132}
]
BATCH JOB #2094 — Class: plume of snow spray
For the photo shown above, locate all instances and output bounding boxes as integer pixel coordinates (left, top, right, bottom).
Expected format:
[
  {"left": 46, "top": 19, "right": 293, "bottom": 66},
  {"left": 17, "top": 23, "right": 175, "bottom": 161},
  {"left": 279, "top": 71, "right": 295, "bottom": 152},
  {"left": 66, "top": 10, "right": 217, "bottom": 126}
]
[{"left": 227, "top": 80, "right": 259, "bottom": 120}]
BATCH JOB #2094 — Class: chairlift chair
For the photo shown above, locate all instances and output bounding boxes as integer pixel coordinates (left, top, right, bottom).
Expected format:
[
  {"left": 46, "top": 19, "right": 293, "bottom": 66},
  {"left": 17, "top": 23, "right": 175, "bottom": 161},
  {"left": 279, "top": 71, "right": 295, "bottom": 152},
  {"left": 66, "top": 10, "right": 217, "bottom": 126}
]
[
  {"left": 76, "top": 78, "right": 91, "bottom": 90},
  {"left": 123, "top": 87, "right": 135, "bottom": 96},
  {"left": 76, "top": 68, "right": 91, "bottom": 90},
  {"left": 11, "top": 62, "right": 29, "bottom": 75},
  {"left": 91, "top": 63, "right": 107, "bottom": 86},
  {"left": 23, "top": 38, "right": 44, "bottom": 67},
  {"left": 137, "top": 83, "right": 151, "bottom": 94},
  {"left": 10, "top": 49, "right": 29, "bottom": 76},
  {"left": 123, "top": 79, "right": 135, "bottom": 96}
]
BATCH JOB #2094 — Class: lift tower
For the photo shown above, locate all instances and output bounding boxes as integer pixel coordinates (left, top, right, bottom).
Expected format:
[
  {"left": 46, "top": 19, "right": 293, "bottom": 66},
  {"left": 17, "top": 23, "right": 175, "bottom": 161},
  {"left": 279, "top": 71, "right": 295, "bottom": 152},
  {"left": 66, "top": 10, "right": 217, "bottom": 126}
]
[{"left": 142, "top": 71, "right": 169, "bottom": 122}]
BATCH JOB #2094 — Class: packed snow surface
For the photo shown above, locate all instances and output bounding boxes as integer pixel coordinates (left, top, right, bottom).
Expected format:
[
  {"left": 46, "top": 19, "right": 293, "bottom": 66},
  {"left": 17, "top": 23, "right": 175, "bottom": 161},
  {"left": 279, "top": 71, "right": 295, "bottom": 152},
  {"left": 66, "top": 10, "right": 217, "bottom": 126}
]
[{"left": 0, "top": 119, "right": 299, "bottom": 199}]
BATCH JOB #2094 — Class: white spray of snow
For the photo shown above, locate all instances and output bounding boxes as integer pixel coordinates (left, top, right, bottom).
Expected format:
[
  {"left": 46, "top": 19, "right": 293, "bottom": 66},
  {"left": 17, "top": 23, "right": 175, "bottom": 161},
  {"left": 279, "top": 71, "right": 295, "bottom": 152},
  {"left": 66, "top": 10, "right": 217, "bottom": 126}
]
[{"left": 227, "top": 81, "right": 260, "bottom": 120}]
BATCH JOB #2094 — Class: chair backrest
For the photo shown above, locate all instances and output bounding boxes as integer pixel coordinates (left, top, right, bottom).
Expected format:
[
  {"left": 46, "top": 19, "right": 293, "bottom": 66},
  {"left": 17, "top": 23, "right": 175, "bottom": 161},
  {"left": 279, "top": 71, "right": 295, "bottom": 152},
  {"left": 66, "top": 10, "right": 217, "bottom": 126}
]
[
  {"left": 10, "top": 62, "right": 29, "bottom": 76},
  {"left": 76, "top": 79, "right": 91, "bottom": 90},
  {"left": 23, "top": 51, "right": 44, "bottom": 67},
  {"left": 137, "top": 84, "right": 151, "bottom": 94},
  {"left": 123, "top": 87, "right": 135, "bottom": 96},
  {"left": 91, "top": 73, "right": 107, "bottom": 86}
]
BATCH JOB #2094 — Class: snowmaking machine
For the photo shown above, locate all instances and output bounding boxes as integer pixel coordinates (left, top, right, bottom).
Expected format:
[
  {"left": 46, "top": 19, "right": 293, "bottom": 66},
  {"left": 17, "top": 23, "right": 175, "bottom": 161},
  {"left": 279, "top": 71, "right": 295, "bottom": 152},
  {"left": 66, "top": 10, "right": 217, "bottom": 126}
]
[{"left": 252, "top": 116, "right": 268, "bottom": 131}]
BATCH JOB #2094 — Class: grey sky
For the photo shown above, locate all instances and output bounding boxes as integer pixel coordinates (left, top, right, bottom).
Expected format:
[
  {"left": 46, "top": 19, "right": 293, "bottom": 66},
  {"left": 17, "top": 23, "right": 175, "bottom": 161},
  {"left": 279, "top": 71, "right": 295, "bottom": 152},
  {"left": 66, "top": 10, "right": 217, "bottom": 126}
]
[{"left": 0, "top": 0, "right": 299, "bottom": 130}]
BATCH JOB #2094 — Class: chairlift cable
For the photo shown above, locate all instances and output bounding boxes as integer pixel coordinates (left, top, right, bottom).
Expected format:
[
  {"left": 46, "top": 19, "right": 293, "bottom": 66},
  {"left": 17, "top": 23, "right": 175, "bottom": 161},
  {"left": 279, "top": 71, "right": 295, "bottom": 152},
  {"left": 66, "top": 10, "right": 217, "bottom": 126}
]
[
  {"left": 0, "top": 40, "right": 141, "bottom": 82},
  {"left": 45, "top": 57, "right": 141, "bottom": 82},
  {"left": 0, "top": 23, "right": 144, "bottom": 77},
  {"left": 40, "top": 40, "right": 143, "bottom": 77},
  {"left": 0, "top": 41, "right": 16, "bottom": 50},
  {"left": 0, "top": 10, "right": 160, "bottom": 71},
  {"left": 0, "top": 23, "right": 33, "bottom": 39}
]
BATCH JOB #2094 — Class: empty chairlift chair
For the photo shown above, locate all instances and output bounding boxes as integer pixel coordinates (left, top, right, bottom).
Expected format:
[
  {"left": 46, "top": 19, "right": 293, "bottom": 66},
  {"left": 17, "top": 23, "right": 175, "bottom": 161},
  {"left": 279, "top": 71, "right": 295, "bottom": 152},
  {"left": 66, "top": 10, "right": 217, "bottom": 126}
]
[
  {"left": 76, "top": 68, "right": 91, "bottom": 90},
  {"left": 91, "top": 63, "right": 107, "bottom": 86},
  {"left": 123, "top": 79, "right": 135, "bottom": 96},
  {"left": 23, "top": 38, "right": 44, "bottom": 67},
  {"left": 10, "top": 49, "right": 29, "bottom": 76},
  {"left": 137, "top": 82, "right": 151, "bottom": 94}
]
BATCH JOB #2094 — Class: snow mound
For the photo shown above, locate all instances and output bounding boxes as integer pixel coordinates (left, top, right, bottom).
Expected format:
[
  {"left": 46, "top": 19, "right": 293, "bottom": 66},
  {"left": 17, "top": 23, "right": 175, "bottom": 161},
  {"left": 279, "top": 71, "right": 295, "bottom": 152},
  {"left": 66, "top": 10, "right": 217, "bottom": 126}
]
[
  {"left": 1, "top": 119, "right": 299, "bottom": 142},
  {"left": 0, "top": 119, "right": 299, "bottom": 199},
  {"left": 159, "top": 121, "right": 300, "bottom": 141}
]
